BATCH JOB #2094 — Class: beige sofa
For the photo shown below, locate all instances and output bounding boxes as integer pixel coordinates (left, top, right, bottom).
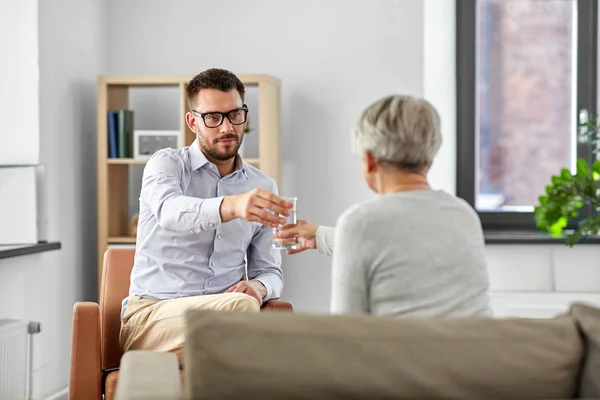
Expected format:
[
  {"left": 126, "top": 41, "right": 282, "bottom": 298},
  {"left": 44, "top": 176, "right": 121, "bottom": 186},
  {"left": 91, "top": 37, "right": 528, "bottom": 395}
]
[{"left": 114, "top": 303, "right": 600, "bottom": 399}]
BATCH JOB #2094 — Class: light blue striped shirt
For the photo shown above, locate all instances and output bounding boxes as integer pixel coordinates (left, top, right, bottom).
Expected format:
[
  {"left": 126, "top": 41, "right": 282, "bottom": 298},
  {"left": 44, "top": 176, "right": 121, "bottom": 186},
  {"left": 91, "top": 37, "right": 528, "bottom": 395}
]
[{"left": 123, "top": 141, "right": 283, "bottom": 315}]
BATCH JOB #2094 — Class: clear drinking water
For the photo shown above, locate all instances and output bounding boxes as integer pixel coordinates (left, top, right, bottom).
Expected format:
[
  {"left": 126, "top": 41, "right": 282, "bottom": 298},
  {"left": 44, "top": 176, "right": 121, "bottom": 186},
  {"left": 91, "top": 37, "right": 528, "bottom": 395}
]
[{"left": 273, "top": 197, "right": 301, "bottom": 250}]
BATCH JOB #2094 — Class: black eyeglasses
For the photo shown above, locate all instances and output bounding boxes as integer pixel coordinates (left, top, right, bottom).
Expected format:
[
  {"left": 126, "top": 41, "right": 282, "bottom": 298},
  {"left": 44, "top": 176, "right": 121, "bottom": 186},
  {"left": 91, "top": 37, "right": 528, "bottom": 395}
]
[{"left": 191, "top": 105, "right": 249, "bottom": 128}]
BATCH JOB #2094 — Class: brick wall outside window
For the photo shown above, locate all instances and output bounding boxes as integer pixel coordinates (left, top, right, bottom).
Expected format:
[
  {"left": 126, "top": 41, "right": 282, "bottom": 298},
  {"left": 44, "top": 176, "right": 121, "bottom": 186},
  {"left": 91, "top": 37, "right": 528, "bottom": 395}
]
[{"left": 476, "top": 0, "right": 574, "bottom": 210}]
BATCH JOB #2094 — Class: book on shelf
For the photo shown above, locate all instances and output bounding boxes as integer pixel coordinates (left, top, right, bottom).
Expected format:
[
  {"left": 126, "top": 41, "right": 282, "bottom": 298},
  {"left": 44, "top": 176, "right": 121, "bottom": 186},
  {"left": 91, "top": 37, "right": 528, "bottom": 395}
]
[{"left": 107, "top": 109, "right": 134, "bottom": 158}]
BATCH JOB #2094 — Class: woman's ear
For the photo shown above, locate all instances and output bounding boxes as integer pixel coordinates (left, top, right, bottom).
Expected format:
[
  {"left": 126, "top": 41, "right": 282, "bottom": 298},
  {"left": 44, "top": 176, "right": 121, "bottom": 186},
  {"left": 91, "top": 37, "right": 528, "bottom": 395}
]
[{"left": 365, "top": 151, "right": 377, "bottom": 173}]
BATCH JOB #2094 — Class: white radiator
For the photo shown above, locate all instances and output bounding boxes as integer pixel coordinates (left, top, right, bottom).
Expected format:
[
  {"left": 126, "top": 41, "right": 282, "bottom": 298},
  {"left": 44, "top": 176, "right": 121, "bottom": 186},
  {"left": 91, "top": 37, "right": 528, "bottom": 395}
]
[{"left": 0, "top": 319, "right": 40, "bottom": 400}]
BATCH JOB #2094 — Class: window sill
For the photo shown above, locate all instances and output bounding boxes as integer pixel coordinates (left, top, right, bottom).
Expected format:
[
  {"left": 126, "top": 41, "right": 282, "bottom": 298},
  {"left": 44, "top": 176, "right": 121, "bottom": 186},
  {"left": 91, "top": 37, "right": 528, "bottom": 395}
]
[
  {"left": 0, "top": 241, "right": 61, "bottom": 260},
  {"left": 484, "top": 231, "right": 600, "bottom": 245}
]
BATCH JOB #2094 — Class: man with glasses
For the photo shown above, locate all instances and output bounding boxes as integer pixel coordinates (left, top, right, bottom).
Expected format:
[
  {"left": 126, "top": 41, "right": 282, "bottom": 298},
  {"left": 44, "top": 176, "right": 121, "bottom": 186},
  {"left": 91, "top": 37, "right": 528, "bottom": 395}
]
[{"left": 119, "top": 68, "right": 292, "bottom": 362}]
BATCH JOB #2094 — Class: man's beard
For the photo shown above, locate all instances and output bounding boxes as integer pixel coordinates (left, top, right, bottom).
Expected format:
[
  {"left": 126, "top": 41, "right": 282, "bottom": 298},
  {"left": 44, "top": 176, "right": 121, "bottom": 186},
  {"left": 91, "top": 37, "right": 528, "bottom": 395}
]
[{"left": 199, "top": 133, "right": 243, "bottom": 161}]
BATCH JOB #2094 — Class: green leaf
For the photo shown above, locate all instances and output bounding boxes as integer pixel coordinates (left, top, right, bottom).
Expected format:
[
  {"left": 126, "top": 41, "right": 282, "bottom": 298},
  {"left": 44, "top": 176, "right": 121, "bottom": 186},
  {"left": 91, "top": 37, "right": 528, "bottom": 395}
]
[
  {"left": 534, "top": 207, "right": 547, "bottom": 230},
  {"left": 583, "top": 181, "right": 596, "bottom": 198},
  {"left": 566, "top": 230, "right": 583, "bottom": 247},
  {"left": 593, "top": 160, "right": 600, "bottom": 175},
  {"left": 560, "top": 168, "right": 573, "bottom": 181},
  {"left": 548, "top": 216, "right": 568, "bottom": 237},
  {"left": 551, "top": 176, "right": 561, "bottom": 186},
  {"left": 577, "top": 159, "right": 590, "bottom": 176}
]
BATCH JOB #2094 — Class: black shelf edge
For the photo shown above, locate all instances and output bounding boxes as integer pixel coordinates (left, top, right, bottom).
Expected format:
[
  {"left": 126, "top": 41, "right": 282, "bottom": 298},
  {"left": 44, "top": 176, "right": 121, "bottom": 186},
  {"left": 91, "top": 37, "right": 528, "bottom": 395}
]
[
  {"left": 0, "top": 241, "right": 62, "bottom": 260},
  {"left": 484, "top": 231, "right": 600, "bottom": 245}
]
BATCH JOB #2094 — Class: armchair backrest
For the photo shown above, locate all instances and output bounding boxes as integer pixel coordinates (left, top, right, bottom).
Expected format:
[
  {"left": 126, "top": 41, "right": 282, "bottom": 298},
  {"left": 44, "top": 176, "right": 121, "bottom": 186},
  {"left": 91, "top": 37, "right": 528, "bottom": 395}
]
[{"left": 99, "top": 248, "right": 135, "bottom": 370}]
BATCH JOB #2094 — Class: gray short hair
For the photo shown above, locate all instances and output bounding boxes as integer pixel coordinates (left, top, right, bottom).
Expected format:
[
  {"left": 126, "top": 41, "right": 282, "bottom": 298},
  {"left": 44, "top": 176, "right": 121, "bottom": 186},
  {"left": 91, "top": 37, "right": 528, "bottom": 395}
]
[{"left": 351, "top": 94, "right": 442, "bottom": 171}]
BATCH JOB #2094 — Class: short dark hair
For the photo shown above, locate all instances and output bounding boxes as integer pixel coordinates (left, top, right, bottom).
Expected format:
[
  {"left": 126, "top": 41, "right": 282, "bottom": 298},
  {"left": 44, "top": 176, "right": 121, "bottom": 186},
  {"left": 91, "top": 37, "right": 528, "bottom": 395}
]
[{"left": 186, "top": 68, "right": 245, "bottom": 108}]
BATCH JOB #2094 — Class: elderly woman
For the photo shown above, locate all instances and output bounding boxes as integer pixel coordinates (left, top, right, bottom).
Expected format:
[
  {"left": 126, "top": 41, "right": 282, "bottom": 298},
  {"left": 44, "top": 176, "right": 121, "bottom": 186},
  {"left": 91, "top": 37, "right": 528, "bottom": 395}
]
[{"left": 276, "top": 94, "right": 491, "bottom": 317}]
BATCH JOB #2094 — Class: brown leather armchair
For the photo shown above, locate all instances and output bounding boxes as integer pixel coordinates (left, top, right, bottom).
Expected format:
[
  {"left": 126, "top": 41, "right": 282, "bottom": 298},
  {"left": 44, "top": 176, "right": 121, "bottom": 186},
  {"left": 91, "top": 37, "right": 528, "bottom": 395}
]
[{"left": 69, "top": 248, "right": 293, "bottom": 400}]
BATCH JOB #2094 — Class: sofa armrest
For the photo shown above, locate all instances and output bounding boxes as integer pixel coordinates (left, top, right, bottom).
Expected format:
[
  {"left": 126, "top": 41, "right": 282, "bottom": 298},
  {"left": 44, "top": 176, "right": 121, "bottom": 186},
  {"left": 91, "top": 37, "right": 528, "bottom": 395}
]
[
  {"left": 262, "top": 299, "right": 293, "bottom": 311},
  {"left": 115, "top": 350, "right": 181, "bottom": 400},
  {"left": 69, "top": 302, "right": 102, "bottom": 400}
]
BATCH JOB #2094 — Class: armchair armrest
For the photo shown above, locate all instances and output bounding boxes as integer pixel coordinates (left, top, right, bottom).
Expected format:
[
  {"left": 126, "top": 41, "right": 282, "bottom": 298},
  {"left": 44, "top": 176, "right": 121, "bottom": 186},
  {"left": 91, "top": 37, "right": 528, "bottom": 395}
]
[
  {"left": 69, "top": 302, "right": 102, "bottom": 400},
  {"left": 115, "top": 350, "right": 181, "bottom": 400},
  {"left": 261, "top": 299, "right": 294, "bottom": 311}
]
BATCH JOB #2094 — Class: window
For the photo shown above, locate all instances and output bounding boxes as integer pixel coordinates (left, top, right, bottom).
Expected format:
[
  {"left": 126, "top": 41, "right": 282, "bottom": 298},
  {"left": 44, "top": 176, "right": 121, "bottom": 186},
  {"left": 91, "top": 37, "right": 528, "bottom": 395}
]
[{"left": 457, "top": 0, "right": 598, "bottom": 230}]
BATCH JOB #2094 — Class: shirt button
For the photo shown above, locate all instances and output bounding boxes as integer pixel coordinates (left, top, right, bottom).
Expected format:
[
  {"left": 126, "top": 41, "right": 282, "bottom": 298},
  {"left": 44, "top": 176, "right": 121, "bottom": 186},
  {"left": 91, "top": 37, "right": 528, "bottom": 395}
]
[
  {"left": 211, "top": 262, "right": 215, "bottom": 266},
  {"left": 209, "top": 222, "right": 214, "bottom": 227},
  {"left": 217, "top": 234, "right": 222, "bottom": 239},
  {"left": 219, "top": 179, "right": 223, "bottom": 183}
]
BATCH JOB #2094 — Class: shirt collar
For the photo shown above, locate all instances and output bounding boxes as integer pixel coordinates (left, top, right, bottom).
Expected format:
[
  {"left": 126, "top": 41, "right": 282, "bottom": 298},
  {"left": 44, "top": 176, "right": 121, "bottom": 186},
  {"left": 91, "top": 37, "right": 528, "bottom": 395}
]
[
  {"left": 236, "top": 155, "right": 249, "bottom": 180},
  {"left": 189, "top": 140, "right": 249, "bottom": 179},
  {"left": 189, "top": 140, "right": 209, "bottom": 170}
]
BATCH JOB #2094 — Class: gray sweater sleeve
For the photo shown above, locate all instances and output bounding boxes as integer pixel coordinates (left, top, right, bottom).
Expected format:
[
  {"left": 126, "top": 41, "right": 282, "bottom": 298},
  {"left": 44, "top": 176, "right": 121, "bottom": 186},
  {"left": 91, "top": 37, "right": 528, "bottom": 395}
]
[
  {"left": 316, "top": 226, "right": 336, "bottom": 257},
  {"left": 330, "top": 210, "right": 368, "bottom": 314}
]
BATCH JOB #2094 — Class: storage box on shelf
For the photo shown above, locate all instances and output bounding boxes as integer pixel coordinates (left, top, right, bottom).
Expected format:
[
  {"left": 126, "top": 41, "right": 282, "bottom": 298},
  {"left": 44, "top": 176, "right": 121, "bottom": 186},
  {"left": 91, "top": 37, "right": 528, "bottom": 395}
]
[{"left": 97, "top": 74, "right": 281, "bottom": 285}]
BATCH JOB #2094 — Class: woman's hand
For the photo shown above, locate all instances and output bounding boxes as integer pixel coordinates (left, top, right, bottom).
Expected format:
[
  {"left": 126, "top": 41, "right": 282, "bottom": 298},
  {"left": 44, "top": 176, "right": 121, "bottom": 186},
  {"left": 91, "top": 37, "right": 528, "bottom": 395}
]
[{"left": 274, "top": 220, "right": 319, "bottom": 255}]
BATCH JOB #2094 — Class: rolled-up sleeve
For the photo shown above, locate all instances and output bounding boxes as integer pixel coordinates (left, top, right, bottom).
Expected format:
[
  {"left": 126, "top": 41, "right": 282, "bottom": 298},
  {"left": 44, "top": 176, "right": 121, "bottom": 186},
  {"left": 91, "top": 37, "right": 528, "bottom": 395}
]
[
  {"left": 246, "top": 180, "right": 284, "bottom": 301},
  {"left": 141, "top": 150, "right": 223, "bottom": 233}
]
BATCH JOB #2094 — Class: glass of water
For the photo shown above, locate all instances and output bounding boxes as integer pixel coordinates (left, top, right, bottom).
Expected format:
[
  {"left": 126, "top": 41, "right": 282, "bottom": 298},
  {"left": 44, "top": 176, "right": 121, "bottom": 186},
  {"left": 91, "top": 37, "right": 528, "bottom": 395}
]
[{"left": 273, "top": 197, "right": 300, "bottom": 250}]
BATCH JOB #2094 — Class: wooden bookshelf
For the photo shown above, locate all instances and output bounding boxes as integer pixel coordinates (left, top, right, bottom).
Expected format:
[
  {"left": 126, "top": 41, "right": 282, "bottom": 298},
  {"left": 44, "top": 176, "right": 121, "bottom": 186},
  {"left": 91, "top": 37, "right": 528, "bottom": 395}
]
[
  {"left": 97, "top": 74, "right": 281, "bottom": 285},
  {"left": 108, "top": 236, "right": 138, "bottom": 244}
]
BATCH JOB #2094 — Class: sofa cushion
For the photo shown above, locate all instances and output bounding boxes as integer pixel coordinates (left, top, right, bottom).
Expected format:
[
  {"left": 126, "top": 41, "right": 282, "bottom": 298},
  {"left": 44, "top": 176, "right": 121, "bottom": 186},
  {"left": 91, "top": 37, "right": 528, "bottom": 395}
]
[
  {"left": 183, "top": 310, "right": 583, "bottom": 400},
  {"left": 569, "top": 303, "right": 600, "bottom": 398}
]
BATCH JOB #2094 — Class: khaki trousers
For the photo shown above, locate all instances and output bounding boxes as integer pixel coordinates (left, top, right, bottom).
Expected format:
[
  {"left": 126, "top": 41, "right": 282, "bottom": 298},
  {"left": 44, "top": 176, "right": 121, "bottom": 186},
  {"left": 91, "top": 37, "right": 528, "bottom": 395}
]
[{"left": 120, "top": 293, "right": 260, "bottom": 363}]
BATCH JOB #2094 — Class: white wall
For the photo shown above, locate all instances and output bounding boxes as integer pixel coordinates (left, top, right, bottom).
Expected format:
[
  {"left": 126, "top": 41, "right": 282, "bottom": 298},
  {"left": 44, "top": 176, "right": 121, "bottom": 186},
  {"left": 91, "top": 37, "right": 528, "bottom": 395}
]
[
  {"left": 0, "top": 0, "right": 105, "bottom": 398},
  {"left": 424, "top": 0, "right": 456, "bottom": 195},
  {"left": 0, "top": 0, "right": 40, "bottom": 164},
  {"left": 106, "top": 0, "right": 425, "bottom": 312}
]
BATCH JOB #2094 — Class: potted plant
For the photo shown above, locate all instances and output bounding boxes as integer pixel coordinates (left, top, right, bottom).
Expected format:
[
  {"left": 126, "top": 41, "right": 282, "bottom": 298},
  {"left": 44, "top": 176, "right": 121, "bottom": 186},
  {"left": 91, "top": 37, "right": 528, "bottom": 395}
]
[{"left": 534, "top": 113, "right": 600, "bottom": 246}]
